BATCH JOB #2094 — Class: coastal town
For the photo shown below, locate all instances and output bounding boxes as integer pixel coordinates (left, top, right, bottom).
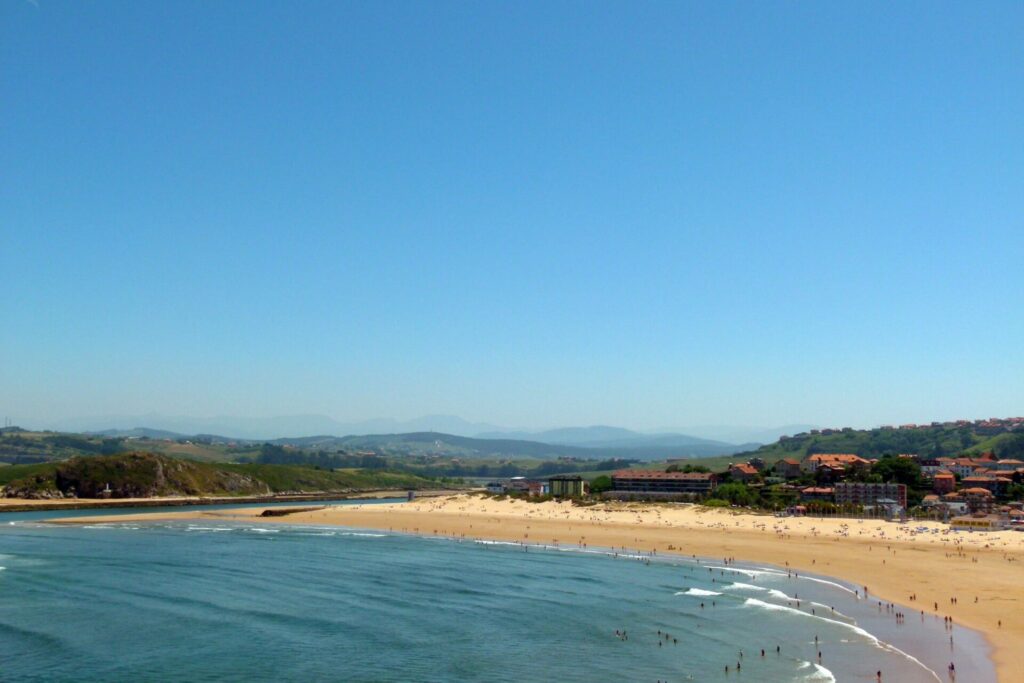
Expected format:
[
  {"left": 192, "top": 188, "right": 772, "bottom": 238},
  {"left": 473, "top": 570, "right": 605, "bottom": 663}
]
[{"left": 484, "top": 426, "right": 1024, "bottom": 534}]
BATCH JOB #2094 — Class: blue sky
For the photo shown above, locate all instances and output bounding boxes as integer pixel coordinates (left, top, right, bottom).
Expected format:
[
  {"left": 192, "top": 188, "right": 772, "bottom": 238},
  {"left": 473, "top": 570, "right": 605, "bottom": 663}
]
[{"left": 2, "top": 1, "right": 1022, "bottom": 432}]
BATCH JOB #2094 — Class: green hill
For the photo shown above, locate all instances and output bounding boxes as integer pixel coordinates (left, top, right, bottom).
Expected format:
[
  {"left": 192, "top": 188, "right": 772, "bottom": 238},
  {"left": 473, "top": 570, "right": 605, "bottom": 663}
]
[
  {"left": 0, "top": 429, "right": 259, "bottom": 465},
  {"left": 0, "top": 452, "right": 438, "bottom": 500},
  {"left": 728, "top": 423, "right": 1021, "bottom": 468},
  {"left": 271, "top": 431, "right": 746, "bottom": 460},
  {"left": 1, "top": 427, "right": 745, "bottom": 465}
]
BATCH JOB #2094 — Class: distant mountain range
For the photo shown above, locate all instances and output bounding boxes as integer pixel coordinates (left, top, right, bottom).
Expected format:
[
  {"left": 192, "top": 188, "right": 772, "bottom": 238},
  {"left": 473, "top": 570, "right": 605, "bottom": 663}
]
[
  {"left": 475, "top": 425, "right": 741, "bottom": 450},
  {"left": 43, "top": 414, "right": 799, "bottom": 448},
  {"left": 264, "top": 431, "right": 757, "bottom": 461},
  {"left": 81, "top": 429, "right": 754, "bottom": 461},
  {"left": 49, "top": 414, "right": 503, "bottom": 441},
  {"left": 48, "top": 413, "right": 503, "bottom": 440},
  {"left": 671, "top": 424, "right": 817, "bottom": 445}
]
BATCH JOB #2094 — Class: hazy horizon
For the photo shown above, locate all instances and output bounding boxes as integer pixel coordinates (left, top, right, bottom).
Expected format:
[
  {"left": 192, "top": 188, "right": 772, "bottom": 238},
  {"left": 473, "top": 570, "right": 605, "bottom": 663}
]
[
  {"left": 9, "top": 409, "right": 1019, "bottom": 445},
  {"left": 3, "top": 2, "right": 1022, "bottom": 431}
]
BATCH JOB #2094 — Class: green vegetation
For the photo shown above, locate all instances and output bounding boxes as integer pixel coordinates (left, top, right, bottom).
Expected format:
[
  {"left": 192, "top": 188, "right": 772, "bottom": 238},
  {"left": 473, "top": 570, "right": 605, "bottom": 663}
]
[
  {"left": 588, "top": 475, "right": 613, "bottom": 493},
  {"left": 0, "top": 453, "right": 267, "bottom": 498},
  {"left": 967, "top": 432, "right": 1024, "bottom": 459},
  {"left": 0, "top": 429, "right": 260, "bottom": 465},
  {"left": 706, "top": 482, "right": 758, "bottom": 506},
  {"left": 711, "top": 423, "right": 1019, "bottom": 472},
  {"left": 666, "top": 463, "right": 710, "bottom": 473},
  {"left": 219, "top": 463, "right": 433, "bottom": 493},
  {"left": 693, "top": 454, "right": 944, "bottom": 511},
  {"left": 247, "top": 443, "right": 633, "bottom": 480},
  {"left": 0, "top": 452, "right": 440, "bottom": 500}
]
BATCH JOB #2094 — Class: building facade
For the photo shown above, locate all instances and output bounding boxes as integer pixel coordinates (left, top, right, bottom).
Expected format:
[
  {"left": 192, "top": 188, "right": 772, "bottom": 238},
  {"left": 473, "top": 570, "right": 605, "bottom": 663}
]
[
  {"left": 799, "top": 486, "right": 835, "bottom": 502},
  {"left": 776, "top": 458, "right": 802, "bottom": 479},
  {"left": 728, "top": 463, "right": 760, "bottom": 483},
  {"left": 834, "top": 482, "right": 907, "bottom": 509},
  {"left": 610, "top": 470, "right": 717, "bottom": 496},
  {"left": 932, "top": 471, "right": 956, "bottom": 495},
  {"left": 548, "top": 475, "right": 586, "bottom": 498}
]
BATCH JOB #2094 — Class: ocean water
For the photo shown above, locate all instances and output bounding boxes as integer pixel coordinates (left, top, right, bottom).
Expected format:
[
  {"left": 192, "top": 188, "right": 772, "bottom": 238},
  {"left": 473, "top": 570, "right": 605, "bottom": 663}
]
[{"left": 0, "top": 504, "right": 994, "bottom": 682}]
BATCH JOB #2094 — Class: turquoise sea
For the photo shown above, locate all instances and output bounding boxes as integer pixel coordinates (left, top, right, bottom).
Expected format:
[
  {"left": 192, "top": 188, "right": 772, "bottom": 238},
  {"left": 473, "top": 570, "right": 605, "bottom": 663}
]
[{"left": 0, "top": 502, "right": 994, "bottom": 682}]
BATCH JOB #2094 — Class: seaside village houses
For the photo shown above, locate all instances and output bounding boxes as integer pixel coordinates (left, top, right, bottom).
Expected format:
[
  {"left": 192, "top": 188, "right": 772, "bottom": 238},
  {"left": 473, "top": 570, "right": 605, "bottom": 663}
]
[
  {"left": 770, "top": 446, "right": 1024, "bottom": 528},
  {"left": 482, "top": 420, "right": 1024, "bottom": 530}
]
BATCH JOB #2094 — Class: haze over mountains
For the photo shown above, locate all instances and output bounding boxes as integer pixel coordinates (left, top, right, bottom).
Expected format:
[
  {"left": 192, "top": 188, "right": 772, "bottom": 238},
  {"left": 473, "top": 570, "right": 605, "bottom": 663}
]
[
  {"left": 48, "top": 414, "right": 503, "bottom": 442},
  {"left": 40, "top": 414, "right": 804, "bottom": 446}
]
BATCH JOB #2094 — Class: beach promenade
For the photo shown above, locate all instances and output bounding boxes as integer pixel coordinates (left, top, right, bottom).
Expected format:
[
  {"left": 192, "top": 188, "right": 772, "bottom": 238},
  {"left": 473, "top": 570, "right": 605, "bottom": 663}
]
[{"left": 60, "top": 495, "right": 1024, "bottom": 682}]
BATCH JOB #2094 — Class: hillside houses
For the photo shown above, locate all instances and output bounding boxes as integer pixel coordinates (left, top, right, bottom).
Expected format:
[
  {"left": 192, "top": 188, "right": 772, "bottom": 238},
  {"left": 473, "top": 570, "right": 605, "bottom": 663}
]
[
  {"left": 765, "top": 449, "right": 1024, "bottom": 515},
  {"left": 776, "top": 458, "right": 802, "bottom": 479},
  {"left": 728, "top": 462, "right": 760, "bottom": 483},
  {"left": 801, "top": 453, "right": 871, "bottom": 474}
]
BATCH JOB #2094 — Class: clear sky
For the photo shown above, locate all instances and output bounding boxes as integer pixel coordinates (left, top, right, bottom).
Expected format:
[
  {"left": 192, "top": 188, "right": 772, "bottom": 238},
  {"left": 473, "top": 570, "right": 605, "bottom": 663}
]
[{"left": 2, "top": 1, "right": 1022, "bottom": 432}]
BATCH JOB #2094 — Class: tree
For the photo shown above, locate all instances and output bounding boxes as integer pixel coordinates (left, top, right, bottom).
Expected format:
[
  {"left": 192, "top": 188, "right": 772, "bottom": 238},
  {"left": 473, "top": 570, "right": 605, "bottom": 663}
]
[
  {"left": 667, "top": 463, "right": 709, "bottom": 473},
  {"left": 995, "top": 433, "right": 1024, "bottom": 460},
  {"left": 708, "top": 483, "right": 756, "bottom": 506},
  {"left": 589, "top": 475, "right": 613, "bottom": 494},
  {"left": 871, "top": 456, "right": 922, "bottom": 488}
]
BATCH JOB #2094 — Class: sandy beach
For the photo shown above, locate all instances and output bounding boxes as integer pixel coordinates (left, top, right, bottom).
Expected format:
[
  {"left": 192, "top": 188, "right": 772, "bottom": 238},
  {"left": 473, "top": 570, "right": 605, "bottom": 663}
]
[{"left": 57, "top": 494, "right": 1024, "bottom": 682}]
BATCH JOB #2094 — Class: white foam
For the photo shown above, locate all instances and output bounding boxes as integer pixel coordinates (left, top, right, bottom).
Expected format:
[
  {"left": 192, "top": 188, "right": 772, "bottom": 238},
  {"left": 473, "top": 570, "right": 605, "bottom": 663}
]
[
  {"left": 796, "top": 575, "right": 859, "bottom": 596},
  {"left": 726, "top": 581, "right": 791, "bottom": 601},
  {"left": 247, "top": 528, "right": 279, "bottom": 534},
  {"left": 742, "top": 599, "right": 940, "bottom": 682},
  {"left": 675, "top": 588, "right": 721, "bottom": 597},
  {"left": 809, "top": 601, "right": 853, "bottom": 621},
  {"left": 706, "top": 565, "right": 785, "bottom": 579},
  {"left": 339, "top": 532, "right": 386, "bottom": 537},
  {"left": 474, "top": 540, "right": 521, "bottom": 547},
  {"left": 807, "top": 663, "right": 836, "bottom": 682}
]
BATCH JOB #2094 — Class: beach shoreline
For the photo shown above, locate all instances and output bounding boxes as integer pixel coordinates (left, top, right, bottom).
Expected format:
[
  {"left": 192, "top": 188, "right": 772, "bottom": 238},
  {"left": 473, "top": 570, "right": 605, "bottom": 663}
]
[{"left": 52, "top": 494, "right": 1023, "bottom": 682}]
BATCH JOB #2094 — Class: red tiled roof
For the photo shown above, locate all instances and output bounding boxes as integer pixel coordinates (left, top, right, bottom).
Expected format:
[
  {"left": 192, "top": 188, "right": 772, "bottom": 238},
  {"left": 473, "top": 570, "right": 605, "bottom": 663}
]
[
  {"left": 806, "top": 453, "right": 869, "bottom": 465},
  {"left": 961, "top": 487, "right": 994, "bottom": 496},
  {"left": 612, "top": 469, "right": 714, "bottom": 481}
]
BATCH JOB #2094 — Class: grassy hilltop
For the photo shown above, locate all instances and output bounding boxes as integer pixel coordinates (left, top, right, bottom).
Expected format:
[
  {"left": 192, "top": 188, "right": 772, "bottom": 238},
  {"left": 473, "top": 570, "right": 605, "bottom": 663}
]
[
  {"left": 0, "top": 452, "right": 436, "bottom": 500},
  {"left": 691, "top": 423, "right": 1024, "bottom": 471},
  {"left": 0, "top": 429, "right": 259, "bottom": 465}
]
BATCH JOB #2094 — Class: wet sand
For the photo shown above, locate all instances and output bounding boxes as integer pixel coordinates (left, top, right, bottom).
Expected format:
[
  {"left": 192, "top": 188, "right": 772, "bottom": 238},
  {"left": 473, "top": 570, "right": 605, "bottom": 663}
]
[{"left": 56, "top": 494, "right": 1024, "bottom": 682}]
